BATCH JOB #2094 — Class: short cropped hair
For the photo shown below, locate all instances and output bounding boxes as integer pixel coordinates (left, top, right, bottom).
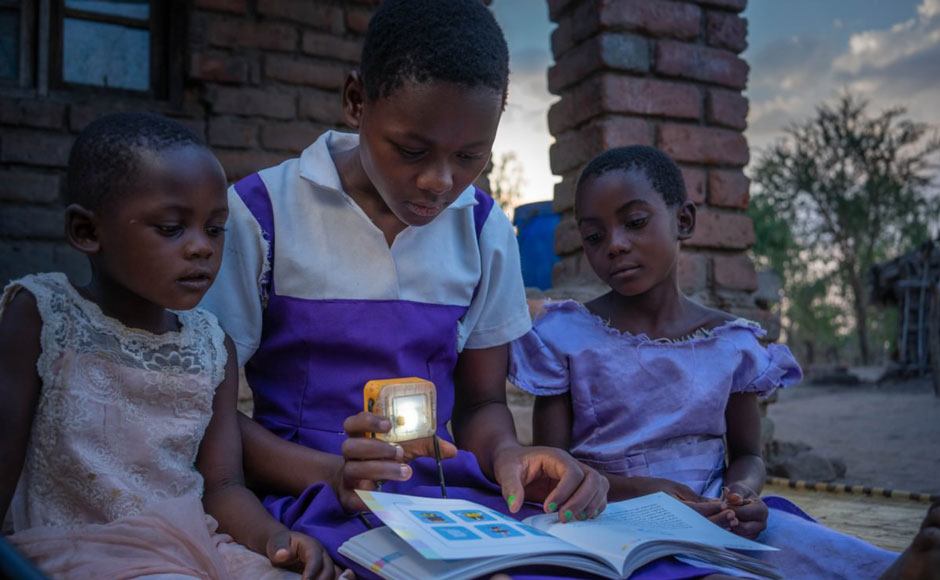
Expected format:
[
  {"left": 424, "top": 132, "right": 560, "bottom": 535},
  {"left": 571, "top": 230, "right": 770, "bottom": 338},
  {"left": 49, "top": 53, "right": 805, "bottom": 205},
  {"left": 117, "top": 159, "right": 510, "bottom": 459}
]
[
  {"left": 577, "top": 145, "right": 688, "bottom": 207},
  {"left": 360, "top": 0, "right": 510, "bottom": 103},
  {"left": 67, "top": 112, "right": 204, "bottom": 212}
]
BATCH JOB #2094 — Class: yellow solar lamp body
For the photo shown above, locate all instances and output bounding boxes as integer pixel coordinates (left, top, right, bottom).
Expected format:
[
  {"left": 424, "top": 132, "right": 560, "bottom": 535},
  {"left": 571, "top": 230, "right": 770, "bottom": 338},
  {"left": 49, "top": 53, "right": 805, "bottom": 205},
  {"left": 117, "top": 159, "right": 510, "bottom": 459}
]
[{"left": 363, "top": 378, "right": 437, "bottom": 443}]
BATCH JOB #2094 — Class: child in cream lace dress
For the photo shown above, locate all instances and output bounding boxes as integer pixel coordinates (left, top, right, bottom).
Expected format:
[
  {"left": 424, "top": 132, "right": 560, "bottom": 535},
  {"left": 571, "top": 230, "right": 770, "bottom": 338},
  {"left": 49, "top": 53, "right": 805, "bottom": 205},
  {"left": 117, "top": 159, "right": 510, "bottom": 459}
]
[{"left": 0, "top": 113, "right": 349, "bottom": 580}]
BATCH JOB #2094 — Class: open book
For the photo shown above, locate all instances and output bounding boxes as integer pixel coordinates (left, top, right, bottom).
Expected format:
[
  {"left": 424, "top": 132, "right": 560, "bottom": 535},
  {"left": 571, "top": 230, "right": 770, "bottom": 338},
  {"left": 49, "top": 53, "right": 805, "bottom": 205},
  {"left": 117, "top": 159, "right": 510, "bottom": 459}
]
[{"left": 339, "top": 491, "right": 780, "bottom": 580}]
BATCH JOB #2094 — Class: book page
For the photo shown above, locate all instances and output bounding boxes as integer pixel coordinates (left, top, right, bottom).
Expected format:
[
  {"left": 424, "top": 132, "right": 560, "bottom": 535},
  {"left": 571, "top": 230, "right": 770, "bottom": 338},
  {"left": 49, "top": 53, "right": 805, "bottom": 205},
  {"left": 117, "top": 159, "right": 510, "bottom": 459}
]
[
  {"left": 356, "top": 490, "right": 600, "bottom": 561},
  {"left": 339, "top": 526, "right": 622, "bottom": 580},
  {"left": 524, "top": 492, "right": 776, "bottom": 566}
]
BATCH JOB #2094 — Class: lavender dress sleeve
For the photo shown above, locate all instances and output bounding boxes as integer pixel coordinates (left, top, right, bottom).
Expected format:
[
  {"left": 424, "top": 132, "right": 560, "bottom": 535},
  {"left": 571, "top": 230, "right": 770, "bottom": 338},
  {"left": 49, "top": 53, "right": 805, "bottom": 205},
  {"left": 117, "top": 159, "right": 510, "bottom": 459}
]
[
  {"left": 728, "top": 324, "right": 803, "bottom": 396},
  {"left": 508, "top": 326, "right": 570, "bottom": 396}
]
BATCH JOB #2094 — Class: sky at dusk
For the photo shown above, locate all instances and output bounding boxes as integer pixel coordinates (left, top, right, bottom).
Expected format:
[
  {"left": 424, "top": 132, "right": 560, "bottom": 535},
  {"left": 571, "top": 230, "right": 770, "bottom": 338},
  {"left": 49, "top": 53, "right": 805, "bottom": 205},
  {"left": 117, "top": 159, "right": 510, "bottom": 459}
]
[{"left": 490, "top": 0, "right": 940, "bottom": 206}]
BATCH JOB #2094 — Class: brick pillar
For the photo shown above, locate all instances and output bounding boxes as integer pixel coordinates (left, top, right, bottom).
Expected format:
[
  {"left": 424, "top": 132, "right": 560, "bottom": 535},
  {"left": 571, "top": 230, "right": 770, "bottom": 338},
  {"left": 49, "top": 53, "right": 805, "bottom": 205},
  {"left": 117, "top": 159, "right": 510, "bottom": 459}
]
[{"left": 547, "top": 0, "right": 772, "bottom": 330}]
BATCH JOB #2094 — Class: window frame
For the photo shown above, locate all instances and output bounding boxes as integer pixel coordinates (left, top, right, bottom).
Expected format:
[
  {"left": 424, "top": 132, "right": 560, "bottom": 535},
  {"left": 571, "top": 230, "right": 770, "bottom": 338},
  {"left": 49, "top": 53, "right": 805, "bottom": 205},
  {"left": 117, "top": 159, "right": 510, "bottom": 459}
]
[
  {"left": 0, "top": 0, "right": 184, "bottom": 104},
  {"left": 0, "top": 0, "right": 36, "bottom": 90}
]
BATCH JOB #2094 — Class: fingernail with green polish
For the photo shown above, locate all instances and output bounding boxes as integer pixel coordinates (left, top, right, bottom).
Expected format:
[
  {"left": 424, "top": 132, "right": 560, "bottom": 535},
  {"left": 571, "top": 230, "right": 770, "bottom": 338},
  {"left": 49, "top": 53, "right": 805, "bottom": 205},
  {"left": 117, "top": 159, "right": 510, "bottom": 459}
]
[
  {"left": 563, "top": 509, "right": 573, "bottom": 521},
  {"left": 579, "top": 510, "right": 587, "bottom": 520},
  {"left": 506, "top": 494, "right": 516, "bottom": 508},
  {"left": 548, "top": 502, "right": 557, "bottom": 512}
]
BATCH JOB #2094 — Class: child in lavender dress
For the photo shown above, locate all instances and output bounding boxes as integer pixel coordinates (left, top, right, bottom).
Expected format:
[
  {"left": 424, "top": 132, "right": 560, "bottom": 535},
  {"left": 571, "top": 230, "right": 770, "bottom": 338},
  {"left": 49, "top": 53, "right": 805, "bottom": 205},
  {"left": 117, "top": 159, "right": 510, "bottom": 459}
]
[
  {"left": 509, "top": 145, "right": 940, "bottom": 580},
  {"left": 0, "top": 113, "right": 350, "bottom": 580}
]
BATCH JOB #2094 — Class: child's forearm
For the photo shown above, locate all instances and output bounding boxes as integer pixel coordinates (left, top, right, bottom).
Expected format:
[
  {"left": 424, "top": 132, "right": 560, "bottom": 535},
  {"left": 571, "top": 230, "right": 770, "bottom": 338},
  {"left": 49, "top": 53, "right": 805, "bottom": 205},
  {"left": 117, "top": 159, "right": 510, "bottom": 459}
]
[
  {"left": 724, "top": 454, "right": 766, "bottom": 496},
  {"left": 453, "top": 398, "right": 521, "bottom": 480},
  {"left": 451, "top": 345, "right": 521, "bottom": 480},
  {"left": 239, "top": 412, "right": 343, "bottom": 495},
  {"left": 203, "top": 482, "right": 287, "bottom": 555}
]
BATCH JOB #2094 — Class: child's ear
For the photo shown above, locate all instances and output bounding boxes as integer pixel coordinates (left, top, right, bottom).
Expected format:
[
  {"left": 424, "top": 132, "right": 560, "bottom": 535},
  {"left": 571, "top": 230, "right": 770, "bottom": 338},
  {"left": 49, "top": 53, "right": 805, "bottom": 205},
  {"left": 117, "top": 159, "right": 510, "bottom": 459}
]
[
  {"left": 342, "top": 70, "right": 365, "bottom": 130},
  {"left": 65, "top": 204, "right": 101, "bottom": 254},
  {"left": 676, "top": 200, "right": 696, "bottom": 241}
]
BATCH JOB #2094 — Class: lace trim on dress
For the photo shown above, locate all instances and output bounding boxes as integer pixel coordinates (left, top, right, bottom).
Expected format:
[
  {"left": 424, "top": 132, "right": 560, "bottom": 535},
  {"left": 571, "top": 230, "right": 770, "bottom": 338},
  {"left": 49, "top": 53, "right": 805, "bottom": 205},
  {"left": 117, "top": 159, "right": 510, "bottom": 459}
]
[{"left": 538, "top": 299, "right": 765, "bottom": 344}]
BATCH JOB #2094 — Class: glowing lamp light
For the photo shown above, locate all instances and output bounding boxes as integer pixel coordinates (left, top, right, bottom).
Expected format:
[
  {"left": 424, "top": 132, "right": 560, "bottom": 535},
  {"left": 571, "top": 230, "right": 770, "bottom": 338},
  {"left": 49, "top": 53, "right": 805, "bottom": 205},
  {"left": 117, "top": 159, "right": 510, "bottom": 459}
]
[{"left": 363, "top": 378, "right": 437, "bottom": 443}]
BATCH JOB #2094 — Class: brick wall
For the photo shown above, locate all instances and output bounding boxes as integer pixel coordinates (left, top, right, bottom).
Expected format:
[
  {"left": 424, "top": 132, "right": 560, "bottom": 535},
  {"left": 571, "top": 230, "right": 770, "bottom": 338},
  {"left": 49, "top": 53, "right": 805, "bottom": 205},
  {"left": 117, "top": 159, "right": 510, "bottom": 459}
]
[
  {"left": 0, "top": 0, "right": 379, "bottom": 286},
  {"left": 546, "top": 0, "right": 774, "bottom": 335}
]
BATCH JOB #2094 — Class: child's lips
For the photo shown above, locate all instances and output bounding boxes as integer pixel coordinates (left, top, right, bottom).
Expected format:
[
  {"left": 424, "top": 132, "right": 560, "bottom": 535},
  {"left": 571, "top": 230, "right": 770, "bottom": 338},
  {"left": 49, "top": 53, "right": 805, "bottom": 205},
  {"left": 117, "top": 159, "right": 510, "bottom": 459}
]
[
  {"left": 610, "top": 264, "right": 641, "bottom": 278},
  {"left": 407, "top": 201, "right": 444, "bottom": 218},
  {"left": 177, "top": 272, "right": 213, "bottom": 290}
]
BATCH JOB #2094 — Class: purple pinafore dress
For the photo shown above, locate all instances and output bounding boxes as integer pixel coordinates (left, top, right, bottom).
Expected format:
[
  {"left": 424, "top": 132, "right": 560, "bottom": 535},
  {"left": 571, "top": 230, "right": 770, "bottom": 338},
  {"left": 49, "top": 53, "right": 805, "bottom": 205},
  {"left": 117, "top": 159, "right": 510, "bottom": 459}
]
[{"left": 215, "top": 163, "right": 722, "bottom": 580}]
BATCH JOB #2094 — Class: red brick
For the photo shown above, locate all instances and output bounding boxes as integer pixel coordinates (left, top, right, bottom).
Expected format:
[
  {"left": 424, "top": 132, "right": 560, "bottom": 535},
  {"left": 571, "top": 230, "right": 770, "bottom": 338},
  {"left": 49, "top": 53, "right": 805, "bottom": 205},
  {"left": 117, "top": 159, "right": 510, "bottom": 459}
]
[
  {"left": 193, "top": 0, "right": 247, "bottom": 13},
  {"left": 706, "top": 11, "right": 748, "bottom": 53},
  {"left": 208, "top": 117, "right": 259, "bottom": 148},
  {"left": 551, "top": 18, "right": 577, "bottom": 58},
  {"left": 549, "top": 33, "right": 649, "bottom": 93},
  {"left": 677, "top": 251, "right": 709, "bottom": 294},
  {"left": 302, "top": 31, "right": 362, "bottom": 62},
  {"left": 299, "top": 90, "right": 346, "bottom": 125},
  {"left": 550, "top": 117, "right": 652, "bottom": 175},
  {"left": 603, "top": 75, "right": 701, "bottom": 120},
  {"left": 548, "top": 0, "right": 581, "bottom": 21},
  {"left": 0, "top": 170, "right": 61, "bottom": 203},
  {"left": 0, "top": 241, "right": 87, "bottom": 287},
  {"left": 548, "top": 77, "right": 604, "bottom": 134},
  {"left": 549, "top": 74, "right": 699, "bottom": 135},
  {"left": 713, "top": 253, "right": 758, "bottom": 290},
  {"left": 553, "top": 214, "right": 582, "bottom": 256},
  {"left": 69, "top": 102, "right": 136, "bottom": 132},
  {"left": 258, "top": 0, "right": 343, "bottom": 32},
  {"left": 707, "top": 88, "right": 748, "bottom": 130},
  {"left": 208, "top": 20, "right": 297, "bottom": 52},
  {"left": 265, "top": 56, "right": 346, "bottom": 90},
  {"left": 680, "top": 166, "right": 706, "bottom": 204},
  {"left": 552, "top": 253, "right": 603, "bottom": 288},
  {"left": 0, "top": 206, "right": 66, "bottom": 239},
  {"left": 599, "top": 0, "right": 701, "bottom": 41},
  {"left": 210, "top": 87, "right": 296, "bottom": 120},
  {"left": 0, "top": 131, "right": 74, "bottom": 168},
  {"left": 0, "top": 99, "right": 66, "bottom": 130},
  {"left": 658, "top": 124, "right": 749, "bottom": 166},
  {"left": 655, "top": 40, "right": 749, "bottom": 89},
  {"left": 709, "top": 169, "right": 750, "bottom": 209},
  {"left": 260, "top": 122, "right": 325, "bottom": 152},
  {"left": 345, "top": 9, "right": 373, "bottom": 34},
  {"left": 215, "top": 150, "right": 292, "bottom": 182},
  {"left": 553, "top": 175, "right": 579, "bottom": 214},
  {"left": 684, "top": 209, "right": 754, "bottom": 249},
  {"left": 189, "top": 52, "right": 249, "bottom": 84},
  {"left": 695, "top": 0, "right": 747, "bottom": 12}
]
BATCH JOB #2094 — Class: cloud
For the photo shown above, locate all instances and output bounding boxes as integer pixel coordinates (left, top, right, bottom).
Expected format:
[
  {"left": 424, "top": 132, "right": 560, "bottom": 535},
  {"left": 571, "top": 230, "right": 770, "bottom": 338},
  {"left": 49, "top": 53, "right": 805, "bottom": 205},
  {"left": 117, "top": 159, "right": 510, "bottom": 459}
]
[
  {"left": 747, "top": 0, "right": 940, "bottom": 155},
  {"left": 918, "top": 0, "right": 940, "bottom": 17}
]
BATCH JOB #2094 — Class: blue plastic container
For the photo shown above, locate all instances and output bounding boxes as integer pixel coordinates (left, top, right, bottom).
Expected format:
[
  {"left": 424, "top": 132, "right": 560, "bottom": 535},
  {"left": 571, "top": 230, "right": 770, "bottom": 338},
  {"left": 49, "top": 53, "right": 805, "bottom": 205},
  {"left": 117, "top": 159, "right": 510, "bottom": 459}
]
[{"left": 513, "top": 200, "right": 561, "bottom": 290}]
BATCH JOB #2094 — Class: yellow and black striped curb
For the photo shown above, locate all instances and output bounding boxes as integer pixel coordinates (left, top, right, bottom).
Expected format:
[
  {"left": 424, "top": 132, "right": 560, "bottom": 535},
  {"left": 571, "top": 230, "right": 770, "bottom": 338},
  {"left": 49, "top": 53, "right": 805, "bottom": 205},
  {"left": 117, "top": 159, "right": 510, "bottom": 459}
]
[{"left": 766, "top": 476, "right": 940, "bottom": 504}]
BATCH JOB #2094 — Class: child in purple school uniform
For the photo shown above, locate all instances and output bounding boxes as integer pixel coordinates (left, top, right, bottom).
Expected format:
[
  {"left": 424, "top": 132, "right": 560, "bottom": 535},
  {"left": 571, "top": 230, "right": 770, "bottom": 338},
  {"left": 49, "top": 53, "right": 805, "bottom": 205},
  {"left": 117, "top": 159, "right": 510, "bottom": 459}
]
[
  {"left": 0, "top": 112, "right": 349, "bottom": 580},
  {"left": 198, "top": 1, "right": 763, "bottom": 579},
  {"left": 509, "top": 145, "right": 940, "bottom": 580}
]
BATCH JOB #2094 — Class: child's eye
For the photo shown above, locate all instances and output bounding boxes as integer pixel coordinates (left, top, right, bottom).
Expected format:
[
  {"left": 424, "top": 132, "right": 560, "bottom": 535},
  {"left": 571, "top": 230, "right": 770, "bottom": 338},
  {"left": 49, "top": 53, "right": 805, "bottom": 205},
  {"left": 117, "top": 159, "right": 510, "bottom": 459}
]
[
  {"left": 395, "top": 145, "right": 425, "bottom": 159},
  {"left": 626, "top": 217, "right": 648, "bottom": 229},
  {"left": 457, "top": 151, "right": 486, "bottom": 162},
  {"left": 156, "top": 224, "right": 183, "bottom": 236},
  {"left": 206, "top": 225, "right": 228, "bottom": 237},
  {"left": 582, "top": 232, "right": 603, "bottom": 245}
]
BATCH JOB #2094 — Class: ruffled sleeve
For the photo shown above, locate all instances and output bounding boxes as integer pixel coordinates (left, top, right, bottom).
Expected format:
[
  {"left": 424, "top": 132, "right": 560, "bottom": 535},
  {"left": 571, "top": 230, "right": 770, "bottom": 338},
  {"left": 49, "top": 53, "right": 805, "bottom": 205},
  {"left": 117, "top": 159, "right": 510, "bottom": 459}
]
[
  {"left": 508, "top": 325, "right": 570, "bottom": 396},
  {"left": 729, "top": 326, "right": 803, "bottom": 397}
]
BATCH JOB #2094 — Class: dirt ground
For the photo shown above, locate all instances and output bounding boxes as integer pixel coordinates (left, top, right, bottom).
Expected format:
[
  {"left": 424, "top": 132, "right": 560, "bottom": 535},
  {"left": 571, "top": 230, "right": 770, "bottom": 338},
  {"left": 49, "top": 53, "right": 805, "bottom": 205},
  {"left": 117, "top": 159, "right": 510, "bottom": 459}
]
[{"left": 767, "top": 376, "right": 940, "bottom": 495}]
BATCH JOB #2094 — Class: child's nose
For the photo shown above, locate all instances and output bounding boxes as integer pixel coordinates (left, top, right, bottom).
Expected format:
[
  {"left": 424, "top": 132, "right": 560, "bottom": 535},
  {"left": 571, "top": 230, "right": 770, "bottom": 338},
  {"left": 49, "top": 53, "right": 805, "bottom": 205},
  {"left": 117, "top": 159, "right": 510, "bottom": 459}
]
[
  {"left": 185, "top": 232, "right": 214, "bottom": 258},
  {"left": 416, "top": 162, "right": 453, "bottom": 196},
  {"left": 607, "top": 229, "right": 632, "bottom": 255}
]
